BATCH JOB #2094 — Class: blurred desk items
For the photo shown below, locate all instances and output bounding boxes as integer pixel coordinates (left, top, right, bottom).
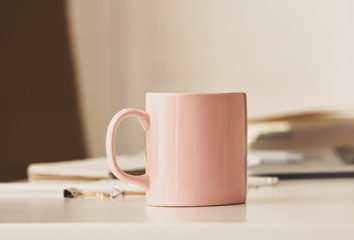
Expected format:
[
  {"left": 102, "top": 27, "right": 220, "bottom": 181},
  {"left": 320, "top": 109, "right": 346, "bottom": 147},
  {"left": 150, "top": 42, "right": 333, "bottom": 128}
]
[
  {"left": 248, "top": 107, "right": 354, "bottom": 149},
  {"left": 248, "top": 150, "right": 303, "bottom": 166},
  {"left": 27, "top": 152, "right": 278, "bottom": 187},
  {"left": 0, "top": 180, "right": 144, "bottom": 198},
  {"left": 28, "top": 105, "right": 354, "bottom": 181},
  {"left": 248, "top": 147, "right": 354, "bottom": 177},
  {"left": 27, "top": 152, "right": 146, "bottom": 181},
  {"left": 248, "top": 107, "right": 354, "bottom": 177},
  {"left": 0, "top": 176, "right": 276, "bottom": 204}
]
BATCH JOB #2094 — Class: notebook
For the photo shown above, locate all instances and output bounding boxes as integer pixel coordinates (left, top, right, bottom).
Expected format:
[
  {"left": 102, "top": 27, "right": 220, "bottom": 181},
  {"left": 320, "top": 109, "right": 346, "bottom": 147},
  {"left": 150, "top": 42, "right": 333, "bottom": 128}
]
[{"left": 27, "top": 152, "right": 146, "bottom": 181}]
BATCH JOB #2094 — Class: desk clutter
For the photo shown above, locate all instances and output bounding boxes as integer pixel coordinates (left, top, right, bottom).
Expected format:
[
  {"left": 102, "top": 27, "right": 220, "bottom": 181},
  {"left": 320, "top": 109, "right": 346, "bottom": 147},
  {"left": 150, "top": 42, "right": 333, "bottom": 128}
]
[
  {"left": 21, "top": 107, "right": 354, "bottom": 201},
  {"left": 248, "top": 107, "right": 354, "bottom": 177},
  {"left": 21, "top": 148, "right": 279, "bottom": 200},
  {"left": 0, "top": 180, "right": 145, "bottom": 198},
  {"left": 27, "top": 152, "right": 146, "bottom": 182},
  {"left": 248, "top": 107, "right": 354, "bottom": 149},
  {"left": 0, "top": 177, "right": 278, "bottom": 201},
  {"left": 27, "top": 151, "right": 280, "bottom": 182},
  {"left": 26, "top": 107, "right": 354, "bottom": 184},
  {"left": 63, "top": 187, "right": 145, "bottom": 199}
]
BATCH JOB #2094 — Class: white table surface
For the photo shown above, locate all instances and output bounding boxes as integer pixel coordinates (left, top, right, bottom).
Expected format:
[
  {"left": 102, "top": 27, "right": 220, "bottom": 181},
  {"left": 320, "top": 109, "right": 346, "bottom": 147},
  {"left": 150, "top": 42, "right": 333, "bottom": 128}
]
[{"left": 1, "top": 178, "right": 354, "bottom": 239}]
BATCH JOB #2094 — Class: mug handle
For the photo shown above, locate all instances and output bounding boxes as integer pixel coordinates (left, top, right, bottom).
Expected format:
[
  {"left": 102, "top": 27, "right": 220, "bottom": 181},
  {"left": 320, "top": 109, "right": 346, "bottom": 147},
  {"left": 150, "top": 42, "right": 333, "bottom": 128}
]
[{"left": 106, "top": 108, "right": 150, "bottom": 191}]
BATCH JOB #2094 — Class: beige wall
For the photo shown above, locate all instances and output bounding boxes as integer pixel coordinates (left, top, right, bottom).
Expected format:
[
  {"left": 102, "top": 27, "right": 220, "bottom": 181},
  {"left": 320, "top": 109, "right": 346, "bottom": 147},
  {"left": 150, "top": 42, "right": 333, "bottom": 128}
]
[{"left": 67, "top": 0, "right": 354, "bottom": 157}]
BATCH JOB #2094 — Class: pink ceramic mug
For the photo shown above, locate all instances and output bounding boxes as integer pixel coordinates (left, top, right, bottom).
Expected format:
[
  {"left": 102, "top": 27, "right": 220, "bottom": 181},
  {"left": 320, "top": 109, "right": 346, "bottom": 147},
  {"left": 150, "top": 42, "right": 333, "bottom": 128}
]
[{"left": 106, "top": 92, "right": 247, "bottom": 207}]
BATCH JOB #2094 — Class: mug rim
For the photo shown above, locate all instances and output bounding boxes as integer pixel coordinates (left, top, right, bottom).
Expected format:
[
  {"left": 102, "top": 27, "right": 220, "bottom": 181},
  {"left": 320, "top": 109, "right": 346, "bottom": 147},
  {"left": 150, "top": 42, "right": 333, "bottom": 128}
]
[{"left": 146, "top": 92, "right": 246, "bottom": 96}]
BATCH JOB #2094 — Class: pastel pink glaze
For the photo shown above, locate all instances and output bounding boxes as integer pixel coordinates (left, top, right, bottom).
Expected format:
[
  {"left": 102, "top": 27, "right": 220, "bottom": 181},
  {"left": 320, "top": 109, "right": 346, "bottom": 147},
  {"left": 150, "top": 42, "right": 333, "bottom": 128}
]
[{"left": 106, "top": 92, "right": 247, "bottom": 207}]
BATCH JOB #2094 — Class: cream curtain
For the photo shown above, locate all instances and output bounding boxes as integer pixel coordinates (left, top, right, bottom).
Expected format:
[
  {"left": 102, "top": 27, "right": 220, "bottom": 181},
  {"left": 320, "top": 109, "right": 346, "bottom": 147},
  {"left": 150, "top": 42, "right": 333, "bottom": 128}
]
[{"left": 66, "top": 0, "right": 354, "bottom": 157}]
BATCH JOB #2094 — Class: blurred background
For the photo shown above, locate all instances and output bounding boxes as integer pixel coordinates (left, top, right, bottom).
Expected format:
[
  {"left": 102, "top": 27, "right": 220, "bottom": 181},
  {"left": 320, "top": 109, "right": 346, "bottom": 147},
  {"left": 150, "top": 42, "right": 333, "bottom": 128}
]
[{"left": 1, "top": 0, "right": 354, "bottom": 181}]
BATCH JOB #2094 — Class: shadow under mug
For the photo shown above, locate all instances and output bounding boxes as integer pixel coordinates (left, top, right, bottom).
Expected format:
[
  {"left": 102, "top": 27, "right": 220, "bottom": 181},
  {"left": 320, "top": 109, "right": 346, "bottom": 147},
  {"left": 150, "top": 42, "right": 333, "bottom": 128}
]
[{"left": 106, "top": 92, "right": 247, "bottom": 207}]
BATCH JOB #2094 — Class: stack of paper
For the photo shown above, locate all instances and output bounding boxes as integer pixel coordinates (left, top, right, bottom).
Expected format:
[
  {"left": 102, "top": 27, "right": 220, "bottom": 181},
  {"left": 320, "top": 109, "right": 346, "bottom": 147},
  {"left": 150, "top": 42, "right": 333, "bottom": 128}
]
[
  {"left": 27, "top": 152, "right": 146, "bottom": 181},
  {"left": 249, "top": 107, "right": 354, "bottom": 150}
]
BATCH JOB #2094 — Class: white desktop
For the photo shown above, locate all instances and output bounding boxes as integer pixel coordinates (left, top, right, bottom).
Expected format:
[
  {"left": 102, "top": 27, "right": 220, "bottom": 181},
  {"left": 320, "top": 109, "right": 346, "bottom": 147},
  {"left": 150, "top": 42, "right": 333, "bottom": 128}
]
[{"left": 1, "top": 177, "right": 354, "bottom": 240}]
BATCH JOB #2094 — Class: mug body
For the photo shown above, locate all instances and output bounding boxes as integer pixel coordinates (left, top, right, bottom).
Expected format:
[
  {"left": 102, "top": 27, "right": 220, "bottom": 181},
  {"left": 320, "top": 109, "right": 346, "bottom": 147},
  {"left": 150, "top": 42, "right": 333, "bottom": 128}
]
[{"left": 145, "top": 92, "right": 247, "bottom": 206}]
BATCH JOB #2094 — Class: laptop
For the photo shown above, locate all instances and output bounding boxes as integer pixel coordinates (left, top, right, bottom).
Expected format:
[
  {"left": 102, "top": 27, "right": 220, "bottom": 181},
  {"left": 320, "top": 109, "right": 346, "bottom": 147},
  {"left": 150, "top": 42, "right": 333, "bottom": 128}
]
[{"left": 248, "top": 146, "right": 354, "bottom": 178}]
